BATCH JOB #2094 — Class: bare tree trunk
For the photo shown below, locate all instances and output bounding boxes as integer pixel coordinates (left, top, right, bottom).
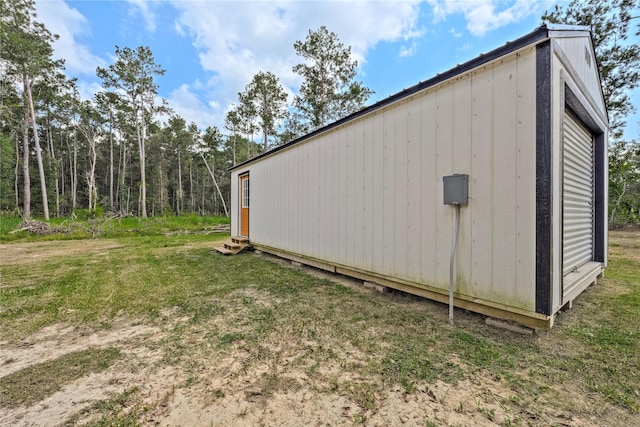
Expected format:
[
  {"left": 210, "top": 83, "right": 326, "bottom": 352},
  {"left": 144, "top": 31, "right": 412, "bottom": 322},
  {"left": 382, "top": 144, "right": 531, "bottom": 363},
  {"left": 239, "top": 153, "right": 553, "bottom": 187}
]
[
  {"left": 177, "top": 147, "right": 182, "bottom": 215},
  {"left": 54, "top": 162, "right": 60, "bottom": 217},
  {"left": 119, "top": 138, "right": 129, "bottom": 216},
  {"left": 610, "top": 181, "right": 628, "bottom": 227},
  {"left": 24, "top": 76, "right": 49, "bottom": 220},
  {"left": 60, "top": 137, "right": 65, "bottom": 206},
  {"left": 263, "top": 127, "right": 268, "bottom": 152},
  {"left": 109, "top": 114, "right": 114, "bottom": 211},
  {"left": 233, "top": 132, "right": 236, "bottom": 165},
  {"left": 59, "top": 134, "right": 66, "bottom": 214},
  {"left": 136, "top": 107, "right": 148, "bottom": 218},
  {"left": 48, "top": 115, "right": 60, "bottom": 217},
  {"left": 14, "top": 135, "right": 20, "bottom": 210},
  {"left": 79, "top": 124, "right": 98, "bottom": 213},
  {"left": 159, "top": 160, "right": 164, "bottom": 214},
  {"left": 73, "top": 128, "right": 78, "bottom": 213},
  {"left": 89, "top": 143, "right": 97, "bottom": 211},
  {"left": 138, "top": 133, "right": 147, "bottom": 218},
  {"left": 200, "top": 153, "right": 228, "bottom": 217},
  {"left": 22, "top": 107, "right": 30, "bottom": 218},
  {"left": 138, "top": 182, "right": 142, "bottom": 216},
  {"left": 126, "top": 186, "right": 131, "bottom": 215},
  {"left": 189, "top": 159, "right": 194, "bottom": 213},
  {"left": 116, "top": 136, "right": 124, "bottom": 214},
  {"left": 201, "top": 177, "right": 205, "bottom": 215}
]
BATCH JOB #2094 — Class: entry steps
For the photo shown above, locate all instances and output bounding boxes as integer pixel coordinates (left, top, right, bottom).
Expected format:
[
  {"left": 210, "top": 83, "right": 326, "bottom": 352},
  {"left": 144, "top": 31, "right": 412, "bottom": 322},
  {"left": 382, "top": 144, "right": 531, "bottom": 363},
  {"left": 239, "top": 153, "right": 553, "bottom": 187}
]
[{"left": 215, "top": 236, "right": 251, "bottom": 255}]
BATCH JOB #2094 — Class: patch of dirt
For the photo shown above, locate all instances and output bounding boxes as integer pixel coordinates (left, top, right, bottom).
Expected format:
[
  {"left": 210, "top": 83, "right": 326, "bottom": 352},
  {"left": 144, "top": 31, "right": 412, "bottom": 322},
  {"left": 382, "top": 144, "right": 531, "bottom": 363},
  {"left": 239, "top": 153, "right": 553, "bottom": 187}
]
[
  {"left": 0, "top": 320, "right": 161, "bottom": 377},
  {"left": 1, "top": 235, "right": 638, "bottom": 426},
  {"left": 0, "top": 319, "right": 163, "bottom": 427},
  {"left": 2, "top": 316, "right": 633, "bottom": 427}
]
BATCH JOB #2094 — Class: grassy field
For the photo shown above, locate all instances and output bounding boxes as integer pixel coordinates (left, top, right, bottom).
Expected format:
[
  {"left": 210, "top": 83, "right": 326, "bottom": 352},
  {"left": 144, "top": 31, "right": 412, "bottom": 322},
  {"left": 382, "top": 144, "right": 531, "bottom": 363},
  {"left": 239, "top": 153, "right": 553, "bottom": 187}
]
[{"left": 0, "top": 217, "right": 638, "bottom": 426}]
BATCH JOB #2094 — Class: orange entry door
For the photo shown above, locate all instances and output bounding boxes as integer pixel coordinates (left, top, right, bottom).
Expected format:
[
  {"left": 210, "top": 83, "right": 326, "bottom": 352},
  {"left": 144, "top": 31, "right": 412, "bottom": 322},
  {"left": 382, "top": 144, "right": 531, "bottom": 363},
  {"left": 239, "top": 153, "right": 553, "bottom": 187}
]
[{"left": 240, "top": 174, "right": 249, "bottom": 237}]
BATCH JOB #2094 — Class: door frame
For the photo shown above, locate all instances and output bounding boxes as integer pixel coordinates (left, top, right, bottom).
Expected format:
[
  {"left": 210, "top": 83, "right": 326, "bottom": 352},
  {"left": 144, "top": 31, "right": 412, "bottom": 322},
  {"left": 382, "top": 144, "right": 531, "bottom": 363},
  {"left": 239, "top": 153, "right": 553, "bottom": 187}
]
[
  {"left": 559, "top": 83, "right": 607, "bottom": 305},
  {"left": 239, "top": 173, "right": 250, "bottom": 237}
]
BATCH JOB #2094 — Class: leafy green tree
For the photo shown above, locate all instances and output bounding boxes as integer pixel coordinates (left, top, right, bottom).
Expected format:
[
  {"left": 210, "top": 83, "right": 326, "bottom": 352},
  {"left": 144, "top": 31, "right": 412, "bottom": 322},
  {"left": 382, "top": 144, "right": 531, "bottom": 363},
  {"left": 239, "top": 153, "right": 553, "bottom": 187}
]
[
  {"left": 609, "top": 139, "right": 640, "bottom": 225},
  {"left": 542, "top": 0, "right": 640, "bottom": 225},
  {"left": 97, "top": 46, "right": 167, "bottom": 218},
  {"left": 159, "top": 115, "right": 195, "bottom": 215},
  {"left": 0, "top": 78, "right": 22, "bottom": 211},
  {"left": 291, "top": 26, "right": 373, "bottom": 134},
  {"left": 239, "top": 71, "right": 288, "bottom": 152},
  {"left": 1, "top": 0, "right": 64, "bottom": 219},
  {"left": 76, "top": 99, "right": 105, "bottom": 213},
  {"left": 542, "top": 0, "right": 640, "bottom": 139},
  {"left": 237, "top": 95, "right": 259, "bottom": 159},
  {"left": 224, "top": 107, "right": 242, "bottom": 165},
  {"left": 199, "top": 126, "right": 228, "bottom": 216},
  {"left": 0, "top": 132, "right": 15, "bottom": 210},
  {"left": 94, "top": 91, "right": 123, "bottom": 211},
  {"left": 38, "top": 75, "right": 80, "bottom": 217}
]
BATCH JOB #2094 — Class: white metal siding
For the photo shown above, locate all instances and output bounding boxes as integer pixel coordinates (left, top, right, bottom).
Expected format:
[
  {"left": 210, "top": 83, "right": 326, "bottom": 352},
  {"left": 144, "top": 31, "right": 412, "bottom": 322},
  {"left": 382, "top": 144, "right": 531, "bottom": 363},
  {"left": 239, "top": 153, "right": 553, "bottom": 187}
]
[
  {"left": 554, "top": 37, "right": 606, "bottom": 115},
  {"left": 563, "top": 110, "right": 594, "bottom": 276},
  {"left": 242, "top": 47, "right": 538, "bottom": 311}
]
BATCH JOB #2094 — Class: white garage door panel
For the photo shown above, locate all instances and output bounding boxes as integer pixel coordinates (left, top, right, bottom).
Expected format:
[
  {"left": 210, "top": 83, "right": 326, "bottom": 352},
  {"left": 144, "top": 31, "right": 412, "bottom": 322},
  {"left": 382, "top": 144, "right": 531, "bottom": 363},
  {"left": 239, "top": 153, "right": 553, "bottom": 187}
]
[{"left": 563, "top": 111, "right": 594, "bottom": 277}]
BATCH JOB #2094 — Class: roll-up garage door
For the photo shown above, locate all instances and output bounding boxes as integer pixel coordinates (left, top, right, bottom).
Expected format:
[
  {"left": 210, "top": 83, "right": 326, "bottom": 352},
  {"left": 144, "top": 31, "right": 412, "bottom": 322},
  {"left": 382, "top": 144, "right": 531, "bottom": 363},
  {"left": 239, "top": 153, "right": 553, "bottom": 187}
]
[{"left": 563, "top": 109, "right": 594, "bottom": 276}]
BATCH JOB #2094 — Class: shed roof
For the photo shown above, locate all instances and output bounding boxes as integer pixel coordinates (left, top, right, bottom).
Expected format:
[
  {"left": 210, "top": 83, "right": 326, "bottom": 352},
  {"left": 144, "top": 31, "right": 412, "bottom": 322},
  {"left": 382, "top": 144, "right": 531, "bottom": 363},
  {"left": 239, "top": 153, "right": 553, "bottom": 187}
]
[{"left": 230, "top": 24, "right": 593, "bottom": 172}]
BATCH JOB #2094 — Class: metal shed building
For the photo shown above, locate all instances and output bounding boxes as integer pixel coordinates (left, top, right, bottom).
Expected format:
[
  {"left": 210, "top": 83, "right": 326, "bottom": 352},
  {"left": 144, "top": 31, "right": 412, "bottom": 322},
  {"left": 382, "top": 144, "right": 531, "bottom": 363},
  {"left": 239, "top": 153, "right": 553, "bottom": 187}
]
[{"left": 229, "top": 25, "right": 608, "bottom": 329}]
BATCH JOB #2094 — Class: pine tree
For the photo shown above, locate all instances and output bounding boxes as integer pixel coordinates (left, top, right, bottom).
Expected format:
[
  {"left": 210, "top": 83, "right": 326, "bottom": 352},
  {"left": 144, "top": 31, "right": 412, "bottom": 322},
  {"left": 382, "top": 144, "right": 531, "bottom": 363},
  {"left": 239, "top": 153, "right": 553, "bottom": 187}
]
[
  {"left": 240, "top": 71, "right": 288, "bottom": 152},
  {"left": 542, "top": 0, "right": 640, "bottom": 226},
  {"left": 1, "top": 0, "right": 64, "bottom": 219},
  {"left": 97, "top": 46, "right": 166, "bottom": 218},
  {"left": 542, "top": 0, "right": 640, "bottom": 139},
  {"left": 291, "top": 26, "right": 373, "bottom": 135}
]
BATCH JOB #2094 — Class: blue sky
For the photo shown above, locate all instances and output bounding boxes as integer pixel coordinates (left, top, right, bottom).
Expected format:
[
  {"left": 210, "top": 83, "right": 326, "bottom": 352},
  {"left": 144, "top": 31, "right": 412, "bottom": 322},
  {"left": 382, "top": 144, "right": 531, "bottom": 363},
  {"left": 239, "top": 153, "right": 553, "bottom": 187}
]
[{"left": 35, "top": 0, "right": 639, "bottom": 141}]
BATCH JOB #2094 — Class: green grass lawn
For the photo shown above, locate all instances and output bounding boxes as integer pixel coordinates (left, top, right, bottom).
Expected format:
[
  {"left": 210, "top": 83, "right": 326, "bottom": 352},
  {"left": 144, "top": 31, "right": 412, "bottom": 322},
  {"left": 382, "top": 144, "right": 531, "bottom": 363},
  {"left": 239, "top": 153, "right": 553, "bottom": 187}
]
[{"left": 0, "top": 218, "right": 637, "bottom": 426}]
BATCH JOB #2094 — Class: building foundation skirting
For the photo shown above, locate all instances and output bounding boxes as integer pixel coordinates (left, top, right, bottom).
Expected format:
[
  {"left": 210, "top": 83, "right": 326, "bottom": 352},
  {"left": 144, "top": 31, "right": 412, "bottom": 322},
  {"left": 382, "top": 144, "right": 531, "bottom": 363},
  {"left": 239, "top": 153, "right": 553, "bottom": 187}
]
[{"left": 252, "top": 244, "right": 554, "bottom": 330}]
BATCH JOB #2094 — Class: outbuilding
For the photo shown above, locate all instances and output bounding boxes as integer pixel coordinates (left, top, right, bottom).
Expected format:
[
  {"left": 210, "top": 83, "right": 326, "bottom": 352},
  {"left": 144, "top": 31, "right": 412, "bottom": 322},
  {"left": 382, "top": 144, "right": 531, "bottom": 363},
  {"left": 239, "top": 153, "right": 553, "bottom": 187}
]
[{"left": 229, "top": 25, "right": 608, "bottom": 329}]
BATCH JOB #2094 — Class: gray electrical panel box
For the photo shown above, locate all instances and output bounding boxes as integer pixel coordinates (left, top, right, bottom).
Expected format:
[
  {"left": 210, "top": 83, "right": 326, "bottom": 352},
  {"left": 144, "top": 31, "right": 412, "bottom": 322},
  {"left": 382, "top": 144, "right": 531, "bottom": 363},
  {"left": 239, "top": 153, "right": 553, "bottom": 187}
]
[{"left": 443, "top": 174, "right": 469, "bottom": 205}]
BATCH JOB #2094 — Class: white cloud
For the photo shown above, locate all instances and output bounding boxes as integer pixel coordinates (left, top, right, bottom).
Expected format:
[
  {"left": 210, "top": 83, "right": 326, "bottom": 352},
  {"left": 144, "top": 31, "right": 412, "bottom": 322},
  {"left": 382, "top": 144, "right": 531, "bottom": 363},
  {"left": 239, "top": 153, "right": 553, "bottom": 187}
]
[
  {"left": 76, "top": 81, "right": 103, "bottom": 102},
  {"left": 168, "top": 0, "right": 424, "bottom": 125},
  {"left": 428, "top": 0, "right": 553, "bottom": 36},
  {"left": 35, "top": 0, "right": 106, "bottom": 75},
  {"left": 168, "top": 84, "right": 219, "bottom": 129},
  {"left": 399, "top": 41, "right": 418, "bottom": 57},
  {"left": 125, "top": 0, "right": 157, "bottom": 33}
]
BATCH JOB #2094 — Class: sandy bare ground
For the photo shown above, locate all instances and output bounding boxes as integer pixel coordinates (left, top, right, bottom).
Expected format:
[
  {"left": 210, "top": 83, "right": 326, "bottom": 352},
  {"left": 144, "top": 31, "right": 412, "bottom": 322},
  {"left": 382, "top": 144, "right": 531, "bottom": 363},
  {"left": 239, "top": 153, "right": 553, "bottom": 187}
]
[
  {"left": 1, "top": 238, "right": 637, "bottom": 426},
  {"left": 1, "top": 316, "right": 605, "bottom": 427}
]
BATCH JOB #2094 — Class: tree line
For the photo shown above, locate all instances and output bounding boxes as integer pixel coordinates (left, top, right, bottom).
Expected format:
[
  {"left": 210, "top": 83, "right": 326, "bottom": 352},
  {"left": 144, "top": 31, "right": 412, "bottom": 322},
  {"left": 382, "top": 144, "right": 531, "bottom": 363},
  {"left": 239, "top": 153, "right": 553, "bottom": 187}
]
[
  {"left": 1, "top": 0, "right": 638, "bottom": 225},
  {"left": 0, "top": 0, "right": 370, "bottom": 219}
]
